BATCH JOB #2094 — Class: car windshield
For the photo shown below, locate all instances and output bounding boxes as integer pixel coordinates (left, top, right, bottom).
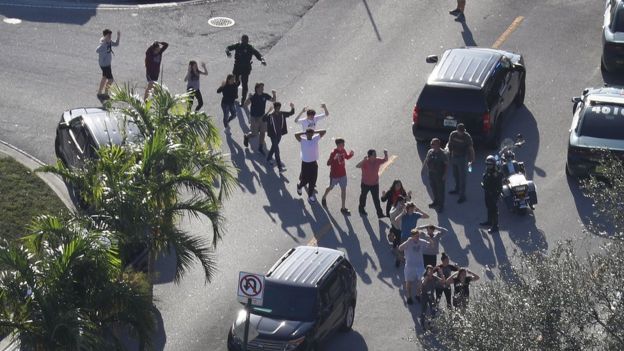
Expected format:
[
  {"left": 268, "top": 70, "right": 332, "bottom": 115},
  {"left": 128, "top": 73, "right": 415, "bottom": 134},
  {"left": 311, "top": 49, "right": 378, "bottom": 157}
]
[
  {"left": 580, "top": 104, "right": 624, "bottom": 139},
  {"left": 249, "top": 281, "right": 317, "bottom": 321},
  {"left": 418, "top": 86, "right": 486, "bottom": 112}
]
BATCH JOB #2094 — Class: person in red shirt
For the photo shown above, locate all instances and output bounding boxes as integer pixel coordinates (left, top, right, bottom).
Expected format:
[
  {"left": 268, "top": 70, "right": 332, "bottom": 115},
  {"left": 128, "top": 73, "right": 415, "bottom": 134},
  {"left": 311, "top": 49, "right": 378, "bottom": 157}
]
[
  {"left": 356, "top": 149, "right": 388, "bottom": 217},
  {"left": 321, "top": 138, "right": 354, "bottom": 214}
]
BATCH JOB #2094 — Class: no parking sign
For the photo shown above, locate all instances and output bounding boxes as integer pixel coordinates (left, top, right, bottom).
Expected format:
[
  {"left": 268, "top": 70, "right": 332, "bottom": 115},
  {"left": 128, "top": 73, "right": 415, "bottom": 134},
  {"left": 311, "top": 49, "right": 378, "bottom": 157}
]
[{"left": 237, "top": 272, "right": 265, "bottom": 306}]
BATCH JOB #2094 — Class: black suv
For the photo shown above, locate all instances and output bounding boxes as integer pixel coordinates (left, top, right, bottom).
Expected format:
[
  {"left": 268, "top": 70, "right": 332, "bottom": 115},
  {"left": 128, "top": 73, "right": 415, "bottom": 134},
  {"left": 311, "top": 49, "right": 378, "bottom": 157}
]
[
  {"left": 227, "top": 246, "right": 357, "bottom": 351},
  {"left": 602, "top": 0, "right": 624, "bottom": 72},
  {"left": 54, "top": 107, "right": 140, "bottom": 169},
  {"left": 412, "top": 47, "right": 526, "bottom": 148}
]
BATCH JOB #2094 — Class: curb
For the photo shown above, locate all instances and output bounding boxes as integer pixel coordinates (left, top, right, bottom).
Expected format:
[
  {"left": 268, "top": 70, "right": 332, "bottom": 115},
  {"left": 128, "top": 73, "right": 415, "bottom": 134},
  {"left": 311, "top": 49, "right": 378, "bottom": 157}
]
[
  {"left": 0, "top": 140, "right": 75, "bottom": 212},
  {"left": 0, "top": 0, "right": 213, "bottom": 10}
]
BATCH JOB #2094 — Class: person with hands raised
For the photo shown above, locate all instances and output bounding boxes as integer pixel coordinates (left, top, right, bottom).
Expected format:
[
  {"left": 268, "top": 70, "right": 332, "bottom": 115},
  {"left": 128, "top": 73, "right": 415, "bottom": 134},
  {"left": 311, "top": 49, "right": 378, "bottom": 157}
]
[
  {"left": 263, "top": 102, "right": 295, "bottom": 173},
  {"left": 321, "top": 138, "right": 355, "bottom": 214},
  {"left": 356, "top": 149, "right": 389, "bottom": 217},
  {"left": 184, "top": 61, "right": 208, "bottom": 111},
  {"left": 399, "top": 228, "right": 432, "bottom": 305},
  {"left": 295, "top": 103, "right": 329, "bottom": 131}
]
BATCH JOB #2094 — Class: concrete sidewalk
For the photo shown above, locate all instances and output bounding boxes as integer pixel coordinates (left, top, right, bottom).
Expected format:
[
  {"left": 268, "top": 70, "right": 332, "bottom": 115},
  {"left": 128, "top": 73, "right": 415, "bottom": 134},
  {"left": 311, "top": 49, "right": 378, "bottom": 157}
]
[{"left": 0, "top": 139, "right": 74, "bottom": 211}]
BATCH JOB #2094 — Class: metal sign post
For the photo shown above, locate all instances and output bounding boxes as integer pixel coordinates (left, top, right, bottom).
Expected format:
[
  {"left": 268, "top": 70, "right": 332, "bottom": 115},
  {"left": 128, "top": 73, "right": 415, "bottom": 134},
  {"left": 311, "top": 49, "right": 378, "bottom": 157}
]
[{"left": 237, "top": 272, "right": 265, "bottom": 351}]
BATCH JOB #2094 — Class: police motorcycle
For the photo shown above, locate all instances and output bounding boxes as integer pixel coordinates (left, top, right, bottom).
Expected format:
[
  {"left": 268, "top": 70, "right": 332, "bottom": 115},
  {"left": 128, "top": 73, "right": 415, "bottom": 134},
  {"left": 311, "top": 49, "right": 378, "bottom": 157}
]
[{"left": 495, "top": 134, "right": 538, "bottom": 215}]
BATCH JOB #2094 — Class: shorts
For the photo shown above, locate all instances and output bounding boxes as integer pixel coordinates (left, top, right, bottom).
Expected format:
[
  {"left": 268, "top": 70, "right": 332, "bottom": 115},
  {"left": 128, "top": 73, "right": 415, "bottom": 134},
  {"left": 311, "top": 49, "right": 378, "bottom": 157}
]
[
  {"left": 404, "top": 265, "right": 424, "bottom": 282},
  {"left": 100, "top": 65, "right": 113, "bottom": 80},
  {"left": 250, "top": 116, "right": 267, "bottom": 135},
  {"left": 329, "top": 176, "right": 347, "bottom": 189},
  {"left": 146, "top": 73, "right": 159, "bottom": 83}
]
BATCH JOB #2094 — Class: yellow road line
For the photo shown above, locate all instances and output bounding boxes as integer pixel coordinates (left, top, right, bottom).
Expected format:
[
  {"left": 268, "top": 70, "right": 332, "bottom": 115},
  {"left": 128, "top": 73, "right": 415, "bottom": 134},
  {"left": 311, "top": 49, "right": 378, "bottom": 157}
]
[
  {"left": 307, "top": 155, "right": 398, "bottom": 246},
  {"left": 491, "top": 16, "right": 525, "bottom": 49}
]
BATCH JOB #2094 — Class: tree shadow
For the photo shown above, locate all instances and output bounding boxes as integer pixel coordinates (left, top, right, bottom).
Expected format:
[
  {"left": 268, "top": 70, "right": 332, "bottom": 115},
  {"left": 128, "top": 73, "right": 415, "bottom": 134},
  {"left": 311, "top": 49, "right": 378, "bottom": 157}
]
[
  {"left": 0, "top": 6, "right": 96, "bottom": 25},
  {"left": 566, "top": 174, "right": 599, "bottom": 231}
]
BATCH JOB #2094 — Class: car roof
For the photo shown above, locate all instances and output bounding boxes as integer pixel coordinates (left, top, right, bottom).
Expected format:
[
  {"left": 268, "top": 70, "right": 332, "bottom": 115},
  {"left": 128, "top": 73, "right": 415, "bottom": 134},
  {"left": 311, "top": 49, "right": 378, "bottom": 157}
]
[
  {"left": 64, "top": 107, "right": 141, "bottom": 147},
  {"left": 585, "top": 86, "right": 624, "bottom": 104},
  {"left": 266, "top": 246, "right": 345, "bottom": 288},
  {"left": 427, "top": 48, "right": 507, "bottom": 89}
]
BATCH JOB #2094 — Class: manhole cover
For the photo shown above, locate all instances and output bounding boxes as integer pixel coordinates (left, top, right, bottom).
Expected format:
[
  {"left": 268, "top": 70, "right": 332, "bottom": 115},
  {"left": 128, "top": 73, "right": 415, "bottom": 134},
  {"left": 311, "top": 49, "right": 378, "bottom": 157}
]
[
  {"left": 208, "top": 17, "right": 235, "bottom": 28},
  {"left": 3, "top": 18, "right": 22, "bottom": 24}
]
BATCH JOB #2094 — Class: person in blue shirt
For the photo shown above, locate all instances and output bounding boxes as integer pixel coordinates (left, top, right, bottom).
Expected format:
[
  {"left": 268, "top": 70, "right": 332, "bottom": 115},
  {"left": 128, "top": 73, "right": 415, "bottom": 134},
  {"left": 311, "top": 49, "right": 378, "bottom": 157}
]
[{"left": 395, "top": 202, "right": 430, "bottom": 243}]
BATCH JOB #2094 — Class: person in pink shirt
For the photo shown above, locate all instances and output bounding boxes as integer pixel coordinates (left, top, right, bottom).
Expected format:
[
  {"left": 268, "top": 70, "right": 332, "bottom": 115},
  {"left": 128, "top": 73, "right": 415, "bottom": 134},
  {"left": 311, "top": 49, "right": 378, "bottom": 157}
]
[{"left": 356, "top": 149, "right": 388, "bottom": 217}]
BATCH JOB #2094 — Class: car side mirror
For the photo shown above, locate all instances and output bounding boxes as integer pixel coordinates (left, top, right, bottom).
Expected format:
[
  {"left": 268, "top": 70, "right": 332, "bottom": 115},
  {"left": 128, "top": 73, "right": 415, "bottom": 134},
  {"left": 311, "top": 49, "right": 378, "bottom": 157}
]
[
  {"left": 58, "top": 122, "right": 70, "bottom": 129},
  {"left": 571, "top": 97, "right": 582, "bottom": 104},
  {"left": 425, "top": 55, "right": 438, "bottom": 64}
]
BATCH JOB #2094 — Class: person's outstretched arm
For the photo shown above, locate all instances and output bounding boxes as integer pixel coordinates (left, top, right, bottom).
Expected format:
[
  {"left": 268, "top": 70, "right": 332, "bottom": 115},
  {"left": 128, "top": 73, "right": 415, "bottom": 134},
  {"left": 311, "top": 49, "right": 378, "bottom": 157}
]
[{"left": 294, "top": 107, "right": 307, "bottom": 122}]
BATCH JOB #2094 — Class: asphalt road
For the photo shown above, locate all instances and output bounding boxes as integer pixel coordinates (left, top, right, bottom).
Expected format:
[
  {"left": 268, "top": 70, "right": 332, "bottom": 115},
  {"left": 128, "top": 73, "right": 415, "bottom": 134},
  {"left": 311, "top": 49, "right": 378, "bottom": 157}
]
[{"left": 0, "top": 0, "right": 611, "bottom": 350}]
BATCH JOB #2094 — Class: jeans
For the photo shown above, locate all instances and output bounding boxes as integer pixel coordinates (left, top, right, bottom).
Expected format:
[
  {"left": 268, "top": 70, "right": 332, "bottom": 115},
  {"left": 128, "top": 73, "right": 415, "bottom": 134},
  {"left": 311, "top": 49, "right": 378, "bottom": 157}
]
[
  {"left": 359, "top": 183, "right": 383, "bottom": 215},
  {"left": 451, "top": 155, "right": 468, "bottom": 197},
  {"left": 429, "top": 173, "right": 445, "bottom": 208},
  {"left": 267, "top": 135, "right": 282, "bottom": 166},
  {"left": 298, "top": 161, "right": 318, "bottom": 196},
  {"left": 187, "top": 88, "right": 203, "bottom": 111},
  {"left": 221, "top": 102, "right": 237, "bottom": 127}
]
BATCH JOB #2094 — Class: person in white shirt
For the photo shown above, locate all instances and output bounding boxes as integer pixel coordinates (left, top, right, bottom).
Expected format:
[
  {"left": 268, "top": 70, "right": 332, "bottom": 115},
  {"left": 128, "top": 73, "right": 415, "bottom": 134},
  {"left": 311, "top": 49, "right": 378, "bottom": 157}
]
[
  {"left": 294, "top": 104, "right": 329, "bottom": 131},
  {"left": 399, "top": 229, "right": 432, "bottom": 305},
  {"left": 295, "top": 128, "right": 327, "bottom": 203}
]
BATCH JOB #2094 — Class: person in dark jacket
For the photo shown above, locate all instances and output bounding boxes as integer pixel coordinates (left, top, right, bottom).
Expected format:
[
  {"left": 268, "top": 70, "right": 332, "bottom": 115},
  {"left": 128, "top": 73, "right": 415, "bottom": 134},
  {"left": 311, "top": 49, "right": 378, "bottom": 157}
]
[
  {"left": 263, "top": 102, "right": 295, "bottom": 173},
  {"left": 243, "top": 83, "right": 276, "bottom": 154},
  {"left": 217, "top": 74, "right": 239, "bottom": 131},
  {"left": 381, "top": 179, "right": 411, "bottom": 217},
  {"left": 480, "top": 155, "right": 503, "bottom": 233},
  {"left": 144, "top": 41, "right": 168, "bottom": 100},
  {"left": 225, "top": 35, "right": 266, "bottom": 105}
]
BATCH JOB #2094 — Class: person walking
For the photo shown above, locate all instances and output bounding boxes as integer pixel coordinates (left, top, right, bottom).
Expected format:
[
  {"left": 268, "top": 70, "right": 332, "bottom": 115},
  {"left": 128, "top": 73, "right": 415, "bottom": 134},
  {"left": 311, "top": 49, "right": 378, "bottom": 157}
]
[
  {"left": 420, "top": 265, "right": 444, "bottom": 327},
  {"left": 295, "top": 128, "right": 327, "bottom": 203},
  {"left": 225, "top": 34, "right": 266, "bottom": 105},
  {"left": 389, "top": 195, "right": 410, "bottom": 267},
  {"left": 356, "top": 149, "right": 388, "bottom": 217},
  {"left": 399, "top": 229, "right": 431, "bottom": 305},
  {"left": 446, "top": 268, "right": 480, "bottom": 309},
  {"left": 184, "top": 61, "right": 207, "bottom": 112},
  {"left": 447, "top": 123, "right": 475, "bottom": 204},
  {"left": 435, "top": 253, "right": 459, "bottom": 308},
  {"left": 422, "top": 138, "right": 448, "bottom": 213},
  {"left": 263, "top": 102, "right": 295, "bottom": 172},
  {"left": 381, "top": 180, "right": 411, "bottom": 217},
  {"left": 418, "top": 224, "right": 447, "bottom": 268},
  {"left": 480, "top": 155, "right": 504, "bottom": 233},
  {"left": 395, "top": 202, "right": 430, "bottom": 244},
  {"left": 96, "top": 29, "right": 120, "bottom": 98},
  {"left": 217, "top": 74, "right": 239, "bottom": 132},
  {"left": 243, "top": 83, "right": 276, "bottom": 154},
  {"left": 294, "top": 104, "right": 329, "bottom": 131},
  {"left": 144, "top": 41, "right": 168, "bottom": 100},
  {"left": 449, "top": 0, "right": 466, "bottom": 22},
  {"left": 321, "top": 138, "right": 354, "bottom": 214}
]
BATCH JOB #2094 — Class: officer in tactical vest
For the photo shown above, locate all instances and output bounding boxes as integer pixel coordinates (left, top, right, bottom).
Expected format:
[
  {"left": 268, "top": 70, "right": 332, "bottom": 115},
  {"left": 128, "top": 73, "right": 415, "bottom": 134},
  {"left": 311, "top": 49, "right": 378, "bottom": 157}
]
[{"left": 480, "top": 155, "right": 503, "bottom": 233}]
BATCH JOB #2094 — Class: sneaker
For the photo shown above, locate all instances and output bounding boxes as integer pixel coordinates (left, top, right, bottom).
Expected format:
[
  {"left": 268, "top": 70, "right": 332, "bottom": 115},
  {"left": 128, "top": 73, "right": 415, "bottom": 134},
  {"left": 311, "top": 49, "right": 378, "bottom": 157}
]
[
  {"left": 449, "top": 8, "right": 461, "bottom": 15},
  {"left": 448, "top": 189, "right": 459, "bottom": 194},
  {"left": 296, "top": 184, "right": 303, "bottom": 196},
  {"left": 455, "top": 12, "right": 465, "bottom": 22},
  {"left": 308, "top": 195, "right": 317, "bottom": 204},
  {"left": 488, "top": 226, "right": 499, "bottom": 234},
  {"left": 321, "top": 197, "right": 327, "bottom": 208},
  {"left": 479, "top": 221, "right": 492, "bottom": 226},
  {"left": 243, "top": 135, "right": 249, "bottom": 147},
  {"left": 340, "top": 208, "right": 351, "bottom": 215},
  {"left": 359, "top": 208, "right": 368, "bottom": 216},
  {"left": 406, "top": 297, "right": 413, "bottom": 305},
  {"left": 278, "top": 167, "right": 287, "bottom": 173},
  {"left": 457, "top": 196, "right": 466, "bottom": 204}
]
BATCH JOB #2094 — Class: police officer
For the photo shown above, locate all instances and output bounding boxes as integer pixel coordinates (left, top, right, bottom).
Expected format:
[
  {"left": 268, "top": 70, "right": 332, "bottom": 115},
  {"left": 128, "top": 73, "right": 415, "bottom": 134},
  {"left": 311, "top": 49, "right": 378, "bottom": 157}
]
[
  {"left": 480, "top": 155, "right": 503, "bottom": 233},
  {"left": 225, "top": 34, "right": 266, "bottom": 105}
]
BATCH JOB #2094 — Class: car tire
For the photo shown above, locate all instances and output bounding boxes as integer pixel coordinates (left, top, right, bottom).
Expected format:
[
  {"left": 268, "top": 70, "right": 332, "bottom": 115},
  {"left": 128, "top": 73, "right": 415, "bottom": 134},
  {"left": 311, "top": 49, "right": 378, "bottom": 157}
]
[
  {"left": 565, "top": 162, "right": 573, "bottom": 177},
  {"left": 514, "top": 78, "right": 525, "bottom": 107},
  {"left": 340, "top": 303, "right": 355, "bottom": 332}
]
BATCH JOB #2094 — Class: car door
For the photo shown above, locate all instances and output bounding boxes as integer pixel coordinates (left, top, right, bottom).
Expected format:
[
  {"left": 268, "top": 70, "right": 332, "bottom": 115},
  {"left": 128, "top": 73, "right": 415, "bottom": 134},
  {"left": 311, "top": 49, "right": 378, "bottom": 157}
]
[{"left": 317, "top": 272, "right": 345, "bottom": 341}]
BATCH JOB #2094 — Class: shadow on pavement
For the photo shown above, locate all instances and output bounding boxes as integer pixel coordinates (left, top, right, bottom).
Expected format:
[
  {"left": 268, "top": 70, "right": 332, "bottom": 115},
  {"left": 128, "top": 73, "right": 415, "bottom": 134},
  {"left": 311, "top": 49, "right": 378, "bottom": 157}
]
[
  {"left": 324, "top": 329, "right": 368, "bottom": 351},
  {"left": 459, "top": 20, "right": 477, "bottom": 47},
  {"left": 0, "top": 6, "right": 96, "bottom": 25}
]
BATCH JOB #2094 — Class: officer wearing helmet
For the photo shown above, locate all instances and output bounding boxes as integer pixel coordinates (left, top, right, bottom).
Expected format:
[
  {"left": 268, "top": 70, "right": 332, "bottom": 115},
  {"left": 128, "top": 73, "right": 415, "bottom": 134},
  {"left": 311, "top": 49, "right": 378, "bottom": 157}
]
[{"left": 480, "top": 155, "right": 503, "bottom": 233}]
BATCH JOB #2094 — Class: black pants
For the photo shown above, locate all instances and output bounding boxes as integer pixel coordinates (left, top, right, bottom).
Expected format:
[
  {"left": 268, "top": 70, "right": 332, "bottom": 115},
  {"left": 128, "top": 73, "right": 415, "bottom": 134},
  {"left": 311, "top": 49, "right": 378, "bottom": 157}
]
[
  {"left": 429, "top": 173, "right": 445, "bottom": 208},
  {"left": 267, "top": 135, "right": 282, "bottom": 167},
  {"left": 298, "top": 161, "right": 318, "bottom": 196},
  {"left": 423, "top": 254, "right": 436, "bottom": 268},
  {"left": 359, "top": 183, "right": 383, "bottom": 215},
  {"left": 233, "top": 71, "right": 250, "bottom": 104},
  {"left": 436, "top": 287, "right": 452, "bottom": 308},
  {"left": 485, "top": 194, "right": 499, "bottom": 226},
  {"left": 187, "top": 88, "right": 203, "bottom": 111}
]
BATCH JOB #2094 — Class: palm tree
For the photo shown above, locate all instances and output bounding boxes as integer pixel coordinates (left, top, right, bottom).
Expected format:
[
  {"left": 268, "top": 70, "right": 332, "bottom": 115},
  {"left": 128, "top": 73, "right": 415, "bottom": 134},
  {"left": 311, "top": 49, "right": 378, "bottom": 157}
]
[
  {"left": 40, "top": 83, "right": 237, "bottom": 284},
  {"left": 0, "top": 215, "right": 155, "bottom": 350}
]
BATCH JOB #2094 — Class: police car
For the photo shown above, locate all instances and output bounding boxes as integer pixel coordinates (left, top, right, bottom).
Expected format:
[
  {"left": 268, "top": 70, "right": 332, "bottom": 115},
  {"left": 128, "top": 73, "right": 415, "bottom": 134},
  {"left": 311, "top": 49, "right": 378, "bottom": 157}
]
[{"left": 567, "top": 86, "right": 624, "bottom": 177}]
